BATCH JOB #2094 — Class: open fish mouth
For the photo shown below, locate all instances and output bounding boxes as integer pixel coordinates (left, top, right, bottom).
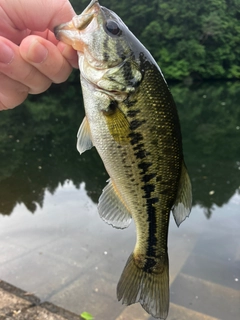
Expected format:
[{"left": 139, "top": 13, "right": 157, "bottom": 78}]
[{"left": 54, "top": 0, "right": 100, "bottom": 52}]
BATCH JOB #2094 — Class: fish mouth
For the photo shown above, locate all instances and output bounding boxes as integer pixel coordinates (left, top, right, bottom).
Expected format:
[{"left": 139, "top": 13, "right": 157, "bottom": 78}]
[{"left": 54, "top": 0, "right": 100, "bottom": 51}]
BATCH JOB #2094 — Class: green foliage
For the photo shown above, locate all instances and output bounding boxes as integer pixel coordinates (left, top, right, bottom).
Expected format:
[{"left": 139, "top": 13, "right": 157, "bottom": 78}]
[
  {"left": 80, "top": 311, "right": 94, "bottom": 320},
  {"left": 69, "top": 0, "right": 240, "bottom": 80}
]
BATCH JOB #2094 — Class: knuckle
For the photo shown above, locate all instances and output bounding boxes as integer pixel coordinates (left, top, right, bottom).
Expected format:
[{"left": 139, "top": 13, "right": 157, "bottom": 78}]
[
  {"left": 28, "top": 80, "right": 52, "bottom": 94},
  {"left": 51, "top": 59, "right": 72, "bottom": 84},
  {"left": 21, "top": 68, "right": 52, "bottom": 94},
  {"left": 0, "top": 101, "right": 8, "bottom": 110}
]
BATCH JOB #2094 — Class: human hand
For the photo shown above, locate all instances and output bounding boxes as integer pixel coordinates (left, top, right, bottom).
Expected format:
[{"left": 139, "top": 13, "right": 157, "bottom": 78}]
[{"left": 0, "top": 0, "right": 78, "bottom": 110}]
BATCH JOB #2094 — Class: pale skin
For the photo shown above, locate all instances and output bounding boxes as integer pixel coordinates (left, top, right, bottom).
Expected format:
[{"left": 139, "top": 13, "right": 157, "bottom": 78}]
[{"left": 0, "top": 0, "right": 79, "bottom": 110}]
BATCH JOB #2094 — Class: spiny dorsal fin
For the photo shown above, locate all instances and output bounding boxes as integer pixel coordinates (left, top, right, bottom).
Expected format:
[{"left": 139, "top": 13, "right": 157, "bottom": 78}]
[
  {"left": 98, "top": 179, "right": 132, "bottom": 229},
  {"left": 76, "top": 116, "right": 93, "bottom": 154},
  {"left": 172, "top": 161, "right": 192, "bottom": 227}
]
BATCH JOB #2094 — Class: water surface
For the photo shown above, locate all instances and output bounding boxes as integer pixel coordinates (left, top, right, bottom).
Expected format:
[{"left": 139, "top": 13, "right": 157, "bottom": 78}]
[{"left": 0, "top": 81, "right": 239, "bottom": 319}]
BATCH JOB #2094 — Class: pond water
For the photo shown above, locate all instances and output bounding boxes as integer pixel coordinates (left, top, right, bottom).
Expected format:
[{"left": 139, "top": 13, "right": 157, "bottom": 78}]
[{"left": 0, "top": 80, "right": 239, "bottom": 320}]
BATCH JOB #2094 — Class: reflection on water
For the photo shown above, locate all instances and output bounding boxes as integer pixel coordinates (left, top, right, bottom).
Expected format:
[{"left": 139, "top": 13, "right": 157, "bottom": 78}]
[
  {"left": 0, "top": 84, "right": 107, "bottom": 215},
  {"left": 0, "top": 81, "right": 239, "bottom": 216},
  {"left": 0, "top": 81, "right": 239, "bottom": 319}
]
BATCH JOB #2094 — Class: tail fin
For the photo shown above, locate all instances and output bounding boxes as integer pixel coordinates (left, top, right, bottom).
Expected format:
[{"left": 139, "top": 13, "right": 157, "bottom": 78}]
[{"left": 117, "top": 253, "right": 169, "bottom": 319}]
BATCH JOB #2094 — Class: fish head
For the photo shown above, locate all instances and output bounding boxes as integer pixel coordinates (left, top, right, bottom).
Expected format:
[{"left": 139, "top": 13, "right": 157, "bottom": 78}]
[
  {"left": 54, "top": 0, "right": 143, "bottom": 96},
  {"left": 54, "top": 0, "right": 135, "bottom": 69}
]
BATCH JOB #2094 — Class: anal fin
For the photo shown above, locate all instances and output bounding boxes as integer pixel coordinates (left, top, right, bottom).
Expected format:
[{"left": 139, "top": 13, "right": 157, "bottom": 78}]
[
  {"left": 98, "top": 179, "right": 132, "bottom": 229},
  {"left": 172, "top": 161, "right": 192, "bottom": 227}
]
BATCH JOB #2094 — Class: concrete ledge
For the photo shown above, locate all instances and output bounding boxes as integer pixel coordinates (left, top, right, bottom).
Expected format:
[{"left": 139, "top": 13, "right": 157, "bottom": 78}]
[
  {"left": 0, "top": 280, "right": 80, "bottom": 320},
  {"left": 0, "top": 280, "right": 40, "bottom": 306}
]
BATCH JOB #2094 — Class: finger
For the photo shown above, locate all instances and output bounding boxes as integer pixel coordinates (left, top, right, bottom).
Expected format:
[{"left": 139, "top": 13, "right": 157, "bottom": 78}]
[
  {"left": 31, "top": 29, "right": 59, "bottom": 46},
  {"left": 0, "top": 37, "right": 52, "bottom": 94},
  {"left": 20, "top": 35, "right": 73, "bottom": 83},
  {"left": 1, "top": 0, "right": 76, "bottom": 41},
  {"left": 57, "top": 41, "right": 78, "bottom": 69},
  {"left": 31, "top": 29, "right": 78, "bottom": 69},
  {"left": 0, "top": 73, "right": 29, "bottom": 110}
]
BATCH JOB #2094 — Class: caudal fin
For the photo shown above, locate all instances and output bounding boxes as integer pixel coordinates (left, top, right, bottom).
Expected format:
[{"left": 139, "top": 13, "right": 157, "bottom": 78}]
[{"left": 117, "top": 253, "right": 169, "bottom": 319}]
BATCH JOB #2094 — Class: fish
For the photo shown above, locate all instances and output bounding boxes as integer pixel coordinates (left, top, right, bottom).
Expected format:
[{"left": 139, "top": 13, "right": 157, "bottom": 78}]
[{"left": 54, "top": 0, "right": 192, "bottom": 319}]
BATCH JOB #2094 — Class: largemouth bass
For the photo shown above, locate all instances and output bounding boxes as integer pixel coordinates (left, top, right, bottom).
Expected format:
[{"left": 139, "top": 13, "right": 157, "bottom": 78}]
[{"left": 54, "top": 1, "right": 192, "bottom": 318}]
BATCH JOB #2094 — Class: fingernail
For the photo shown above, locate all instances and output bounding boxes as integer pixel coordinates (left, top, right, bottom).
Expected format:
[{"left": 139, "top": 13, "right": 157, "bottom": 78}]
[
  {"left": 0, "top": 42, "right": 14, "bottom": 64},
  {"left": 27, "top": 40, "right": 48, "bottom": 63}
]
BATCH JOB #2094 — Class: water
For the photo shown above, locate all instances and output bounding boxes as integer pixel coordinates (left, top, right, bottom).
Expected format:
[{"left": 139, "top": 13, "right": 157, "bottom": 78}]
[{"left": 0, "top": 81, "right": 239, "bottom": 320}]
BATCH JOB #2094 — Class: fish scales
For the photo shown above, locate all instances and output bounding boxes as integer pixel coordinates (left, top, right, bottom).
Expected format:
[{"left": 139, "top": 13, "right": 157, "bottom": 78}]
[
  {"left": 54, "top": 1, "right": 192, "bottom": 319},
  {"left": 112, "top": 58, "right": 182, "bottom": 264}
]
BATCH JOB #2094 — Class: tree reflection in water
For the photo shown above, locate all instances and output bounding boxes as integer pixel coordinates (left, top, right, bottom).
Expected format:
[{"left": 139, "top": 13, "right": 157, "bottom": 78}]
[{"left": 0, "top": 81, "right": 239, "bottom": 217}]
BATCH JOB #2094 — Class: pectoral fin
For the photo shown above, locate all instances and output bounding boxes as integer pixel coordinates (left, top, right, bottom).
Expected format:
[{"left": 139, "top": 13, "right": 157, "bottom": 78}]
[
  {"left": 172, "top": 162, "right": 192, "bottom": 227},
  {"left": 102, "top": 101, "right": 130, "bottom": 145},
  {"left": 98, "top": 179, "right": 132, "bottom": 229},
  {"left": 77, "top": 116, "right": 93, "bottom": 154}
]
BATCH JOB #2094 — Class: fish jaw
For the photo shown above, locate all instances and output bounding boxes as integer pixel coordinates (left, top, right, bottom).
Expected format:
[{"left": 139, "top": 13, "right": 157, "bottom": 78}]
[
  {"left": 54, "top": 20, "right": 83, "bottom": 50},
  {"left": 54, "top": 0, "right": 137, "bottom": 73},
  {"left": 54, "top": 0, "right": 100, "bottom": 52}
]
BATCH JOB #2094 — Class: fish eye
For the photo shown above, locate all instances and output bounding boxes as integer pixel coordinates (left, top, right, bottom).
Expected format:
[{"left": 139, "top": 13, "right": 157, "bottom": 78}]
[{"left": 105, "top": 20, "right": 122, "bottom": 36}]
